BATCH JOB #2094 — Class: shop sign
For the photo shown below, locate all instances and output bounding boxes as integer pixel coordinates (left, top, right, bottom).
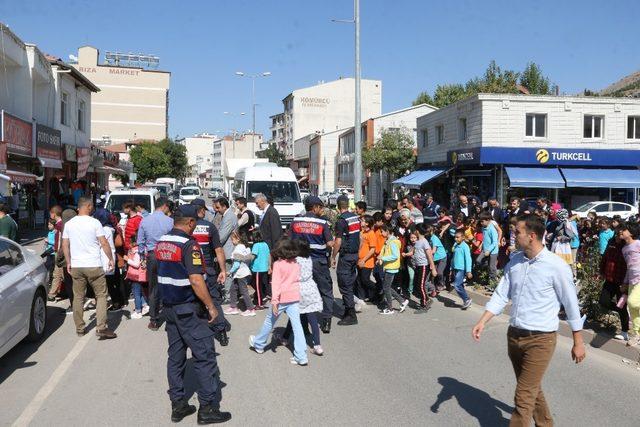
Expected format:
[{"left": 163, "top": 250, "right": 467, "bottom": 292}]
[
  {"left": 0, "top": 141, "right": 6, "bottom": 170},
  {"left": 448, "top": 149, "right": 480, "bottom": 166},
  {"left": 35, "top": 124, "right": 62, "bottom": 160},
  {"left": 65, "top": 144, "right": 77, "bottom": 161},
  {"left": 480, "top": 147, "right": 640, "bottom": 167},
  {"left": 77, "top": 147, "right": 91, "bottom": 178},
  {"left": 2, "top": 112, "right": 33, "bottom": 157}
]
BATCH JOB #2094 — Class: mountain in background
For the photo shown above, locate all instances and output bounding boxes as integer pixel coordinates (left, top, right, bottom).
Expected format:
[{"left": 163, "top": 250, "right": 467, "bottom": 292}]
[{"left": 601, "top": 69, "right": 640, "bottom": 97}]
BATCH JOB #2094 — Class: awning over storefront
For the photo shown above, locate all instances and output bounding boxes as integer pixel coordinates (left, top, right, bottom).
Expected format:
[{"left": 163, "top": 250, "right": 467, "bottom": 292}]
[
  {"left": 6, "top": 170, "right": 38, "bottom": 184},
  {"left": 505, "top": 167, "right": 565, "bottom": 189},
  {"left": 393, "top": 168, "right": 448, "bottom": 189},
  {"left": 39, "top": 158, "right": 63, "bottom": 169},
  {"left": 560, "top": 168, "right": 640, "bottom": 188},
  {"left": 96, "top": 166, "right": 127, "bottom": 174}
]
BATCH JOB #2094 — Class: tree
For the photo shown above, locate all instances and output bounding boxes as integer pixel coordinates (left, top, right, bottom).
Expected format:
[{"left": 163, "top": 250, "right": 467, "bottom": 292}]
[
  {"left": 433, "top": 84, "right": 468, "bottom": 108},
  {"left": 158, "top": 138, "right": 189, "bottom": 180},
  {"left": 256, "top": 143, "right": 288, "bottom": 167},
  {"left": 519, "top": 62, "right": 552, "bottom": 95},
  {"left": 412, "top": 91, "right": 434, "bottom": 106},
  {"left": 128, "top": 142, "right": 172, "bottom": 183},
  {"left": 465, "top": 60, "right": 519, "bottom": 94},
  {"left": 362, "top": 128, "right": 416, "bottom": 180}
]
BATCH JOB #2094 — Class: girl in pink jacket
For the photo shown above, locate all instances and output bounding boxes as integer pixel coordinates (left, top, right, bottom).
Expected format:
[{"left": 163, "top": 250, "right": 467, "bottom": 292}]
[{"left": 249, "top": 238, "right": 308, "bottom": 366}]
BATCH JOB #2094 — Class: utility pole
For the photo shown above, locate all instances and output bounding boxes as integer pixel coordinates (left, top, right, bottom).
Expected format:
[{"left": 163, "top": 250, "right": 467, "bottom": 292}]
[
  {"left": 235, "top": 71, "right": 271, "bottom": 149},
  {"left": 353, "top": 0, "right": 362, "bottom": 202}
]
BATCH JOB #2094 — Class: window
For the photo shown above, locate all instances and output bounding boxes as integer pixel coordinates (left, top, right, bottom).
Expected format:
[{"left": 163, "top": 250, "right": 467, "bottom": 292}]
[
  {"left": 593, "top": 203, "right": 610, "bottom": 213},
  {"left": 78, "top": 100, "right": 86, "bottom": 131},
  {"left": 436, "top": 125, "right": 444, "bottom": 144},
  {"left": 525, "top": 114, "right": 546, "bottom": 138},
  {"left": 583, "top": 115, "right": 603, "bottom": 139},
  {"left": 247, "top": 181, "right": 301, "bottom": 203},
  {"left": 612, "top": 203, "right": 632, "bottom": 212},
  {"left": 458, "top": 118, "right": 467, "bottom": 141},
  {"left": 628, "top": 116, "right": 640, "bottom": 139},
  {"left": 60, "top": 92, "right": 69, "bottom": 125},
  {"left": 421, "top": 129, "right": 428, "bottom": 148}
]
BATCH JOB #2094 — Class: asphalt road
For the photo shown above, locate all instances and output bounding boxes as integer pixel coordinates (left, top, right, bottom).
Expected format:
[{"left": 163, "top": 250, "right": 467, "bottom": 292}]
[{"left": 1, "top": 277, "right": 639, "bottom": 426}]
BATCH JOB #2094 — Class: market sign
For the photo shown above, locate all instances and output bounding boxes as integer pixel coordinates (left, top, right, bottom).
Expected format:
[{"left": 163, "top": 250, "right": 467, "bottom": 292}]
[
  {"left": 77, "top": 147, "right": 91, "bottom": 178},
  {"left": 449, "top": 147, "right": 640, "bottom": 167},
  {"left": 2, "top": 111, "right": 33, "bottom": 157},
  {"left": 35, "top": 124, "right": 62, "bottom": 160}
]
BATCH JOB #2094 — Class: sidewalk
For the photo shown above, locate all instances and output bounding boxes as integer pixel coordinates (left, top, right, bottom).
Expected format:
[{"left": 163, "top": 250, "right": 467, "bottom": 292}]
[
  {"left": 17, "top": 227, "right": 48, "bottom": 252},
  {"left": 452, "top": 286, "right": 640, "bottom": 362}
]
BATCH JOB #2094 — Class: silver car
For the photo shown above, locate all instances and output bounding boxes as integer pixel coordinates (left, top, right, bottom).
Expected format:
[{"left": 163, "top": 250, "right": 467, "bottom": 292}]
[{"left": 0, "top": 237, "right": 49, "bottom": 358}]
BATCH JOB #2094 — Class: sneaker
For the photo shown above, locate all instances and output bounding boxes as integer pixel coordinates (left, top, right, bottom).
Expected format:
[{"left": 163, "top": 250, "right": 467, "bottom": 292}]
[
  {"left": 615, "top": 332, "right": 629, "bottom": 341},
  {"left": 249, "top": 335, "right": 264, "bottom": 354},
  {"left": 379, "top": 308, "right": 394, "bottom": 315},
  {"left": 290, "top": 357, "right": 308, "bottom": 366},
  {"left": 399, "top": 300, "right": 409, "bottom": 313},
  {"left": 141, "top": 305, "right": 150, "bottom": 316},
  {"left": 354, "top": 303, "right": 363, "bottom": 313},
  {"left": 224, "top": 307, "right": 241, "bottom": 315},
  {"left": 65, "top": 306, "right": 74, "bottom": 315},
  {"left": 311, "top": 345, "right": 324, "bottom": 356},
  {"left": 131, "top": 311, "right": 143, "bottom": 319},
  {"left": 462, "top": 299, "right": 472, "bottom": 310},
  {"left": 241, "top": 309, "right": 256, "bottom": 317}
]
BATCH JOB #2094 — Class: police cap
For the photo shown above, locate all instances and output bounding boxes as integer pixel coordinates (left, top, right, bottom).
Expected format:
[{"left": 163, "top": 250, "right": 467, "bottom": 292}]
[
  {"left": 191, "top": 198, "right": 206, "bottom": 207},
  {"left": 306, "top": 196, "right": 324, "bottom": 207},
  {"left": 174, "top": 205, "right": 199, "bottom": 219}
]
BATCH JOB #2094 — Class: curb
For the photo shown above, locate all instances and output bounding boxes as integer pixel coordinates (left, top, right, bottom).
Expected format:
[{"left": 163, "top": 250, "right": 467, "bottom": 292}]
[{"left": 455, "top": 286, "right": 640, "bottom": 362}]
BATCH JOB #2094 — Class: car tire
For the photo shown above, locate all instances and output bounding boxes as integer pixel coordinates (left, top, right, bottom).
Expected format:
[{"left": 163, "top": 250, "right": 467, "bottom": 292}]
[{"left": 26, "top": 289, "right": 47, "bottom": 342}]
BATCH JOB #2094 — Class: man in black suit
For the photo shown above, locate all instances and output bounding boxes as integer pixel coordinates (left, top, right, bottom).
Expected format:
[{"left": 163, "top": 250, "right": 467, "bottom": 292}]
[
  {"left": 255, "top": 193, "right": 282, "bottom": 249},
  {"left": 487, "top": 197, "right": 504, "bottom": 223}
]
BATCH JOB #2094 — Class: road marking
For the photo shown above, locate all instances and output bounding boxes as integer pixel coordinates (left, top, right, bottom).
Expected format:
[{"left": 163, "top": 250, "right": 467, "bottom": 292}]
[{"left": 12, "top": 334, "right": 92, "bottom": 427}]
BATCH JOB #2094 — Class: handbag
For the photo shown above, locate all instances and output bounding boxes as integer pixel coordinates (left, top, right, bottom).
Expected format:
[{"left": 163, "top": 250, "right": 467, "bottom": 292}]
[
  {"left": 551, "top": 240, "right": 573, "bottom": 265},
  {"left": 125, "top": 265, "right": 147, "bottom": 282}
]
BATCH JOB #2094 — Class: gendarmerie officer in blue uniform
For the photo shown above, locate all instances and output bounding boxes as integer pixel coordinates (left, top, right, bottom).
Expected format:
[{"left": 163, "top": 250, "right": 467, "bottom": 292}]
[
  {"left": 155, "top": 205, "right": 231, "bottom": 424},
  {"left": 331, "top": 195, "right": 361, "bottom": 326},
  {"left": 191, "top": 198, "right": 230, "bottom": 346},
  {"left": 288, "top": 196, "right": 335, "bottom": 333}
]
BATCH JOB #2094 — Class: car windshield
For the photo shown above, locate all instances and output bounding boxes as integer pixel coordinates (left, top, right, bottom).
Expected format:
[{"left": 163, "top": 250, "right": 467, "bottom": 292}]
[
  {"left": 145, "top": 185, "right": 167, "bottom": 195},
  {"left": 180, "top": 188, "right": 200, "bottom": 196},
  {"left": 106, "top": 195, "right": 152, "bottom": 214},
  {"left": 247, "top": 181, "right": 300, "bottom": 203},
  {"left": 573, "top": 202, "right": 599, "bottom": 212}
]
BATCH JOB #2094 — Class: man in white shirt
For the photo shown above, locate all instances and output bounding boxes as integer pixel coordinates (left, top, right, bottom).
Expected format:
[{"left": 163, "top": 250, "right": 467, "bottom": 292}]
[{"left": 62, "top": 197, "right": 117, "bottom": 339}]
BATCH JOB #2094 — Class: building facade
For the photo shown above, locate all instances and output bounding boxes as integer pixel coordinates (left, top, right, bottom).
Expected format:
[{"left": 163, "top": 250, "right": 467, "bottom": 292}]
[
  {"left": 411, "top": 93, "right": 640, "bottom": 208},
  {"left": 276, "top": 78, "right": 382, "bottom": 163},
  {"left": 336, "top": 104, "right": 436, "bottom": 208},
  {"left": 269, "top": 112, "right": 286, "bottom": 151},
  {"left": 177, "top": 133, "right": 217, "bottom": 184},
  {"left": 75, "top": 46, "right": 170, "bottom": 145},
  {"left": 308, "top": 128, "right": 350, "bottom": 195}
]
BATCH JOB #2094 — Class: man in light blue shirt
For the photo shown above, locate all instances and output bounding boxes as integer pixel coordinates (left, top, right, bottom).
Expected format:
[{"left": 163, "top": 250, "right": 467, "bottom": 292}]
[
  {"left": 472, "top": 214, "right": 585, "bottom": 427},
  {"left": 137, "top": 197, "right": 174, "bottom": 330}
]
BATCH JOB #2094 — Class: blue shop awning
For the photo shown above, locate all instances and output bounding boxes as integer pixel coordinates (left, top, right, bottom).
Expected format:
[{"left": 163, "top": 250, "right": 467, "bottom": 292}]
[
  {"left": 505, "top": 167, "right": 565, "bottom": 189},
  {"left": 393, "top": 168, "right": 448, "bottom": 189},
  {"left": 560, "top": 168, "right": 640, "bottom": 188}
]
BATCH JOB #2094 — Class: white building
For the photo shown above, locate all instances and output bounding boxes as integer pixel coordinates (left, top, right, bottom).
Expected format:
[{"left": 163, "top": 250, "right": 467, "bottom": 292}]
[
  {"left": 177, "top": 133, "right": 218, "bottom": 184},
  {"left": 308, "top": 128, "right": 350, "bottom": 195},
  {"left": 336, "top": 104, "right": 436, "bottom": 208},
  {"left": 412, "top": 93, "right": 640, "bottom": 208},
  {"left": 278, "top": 78, "right": 382, "bottom": 164}
]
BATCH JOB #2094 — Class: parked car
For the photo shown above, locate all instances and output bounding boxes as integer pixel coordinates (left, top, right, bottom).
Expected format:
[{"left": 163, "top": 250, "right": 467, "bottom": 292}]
[
  {"left": 0, "top": 237, "right": 49, "bottom": 358},
  {"left": 572, "top": 201, "right": 637, "bottom": 219},
  {"left": 328, "top": 189, "right": 354, "bottom": 207},
  {"left": 319, "top": 191, "right": 332, "bottom": 206},
  {"left": 105, "top": 188, "right": 160, "bottom": 218},
  {"left": 208, "top": 188, "right": 223, "bottom": 199},
  {"left": 178, "top": 186, "right": 202, "bottom": 205}
]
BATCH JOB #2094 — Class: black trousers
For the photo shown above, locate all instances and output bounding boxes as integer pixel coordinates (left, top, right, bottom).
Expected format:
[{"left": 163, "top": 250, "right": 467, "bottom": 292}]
[
  {"left": 356, "top": 267, "right": 375, "bottom": 300},
  {"left": 206, "top": 273, "right": 229, "bottom": 334},
  {"left": 147, "top": 252, "right": 161, "bottom": 322},
  {"left": 600, "top": 280, "right": 629, "bottom": 332},
  {"left": 336, "top": 253, "right": 358, "bottom": 310},
  {"left": 312, "top": 257, "right": 333, "bottom": 320},
  {"left": 106, "top": 267, "right": 126, "bottom": 306}
]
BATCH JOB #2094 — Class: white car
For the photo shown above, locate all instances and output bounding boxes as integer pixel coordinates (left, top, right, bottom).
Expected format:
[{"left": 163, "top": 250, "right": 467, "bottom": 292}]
[
  {"left": 105, "top": 188, "right": 159, "bottom": 218},
  {"left": 179, "top": 186, "right": 202, "bottom": 205},
  {"left": 572, "top": 201, "right": 637, "bottom": 219},
  {"left": 300, "top": 189, "right": 310, "bottom": 202},
  {"left": 0, "top": 237, "right": 49, "bottom": 358},
  {"left": 328, "top": 189, "right": 354, "bottom": 207}
]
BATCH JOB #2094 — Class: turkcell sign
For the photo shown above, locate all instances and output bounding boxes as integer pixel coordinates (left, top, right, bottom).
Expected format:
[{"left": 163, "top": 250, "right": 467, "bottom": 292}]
[{"left": 449, "top": 147, "right": 640, "bottom": 167}]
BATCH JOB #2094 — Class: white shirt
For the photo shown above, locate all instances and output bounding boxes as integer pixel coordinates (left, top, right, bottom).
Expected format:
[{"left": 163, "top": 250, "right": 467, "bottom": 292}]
[
  {"left": 101, "top": 225, "right": 116, "bottom": 275},
  {"left": 62, "top": 215, "right": 106, "bottom": 268}
]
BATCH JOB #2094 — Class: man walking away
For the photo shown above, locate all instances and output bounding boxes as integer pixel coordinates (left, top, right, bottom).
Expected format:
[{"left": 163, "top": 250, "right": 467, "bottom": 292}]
[
  {"left": 214, "top": 197, "right": 238, "bottom": 295},
  {"left": 472, "top": 214, "right": 585, "bottom": 426},
  {"left": 255, "top": 193, "right": 282, "bottom": 249},
  {"left": 61, "top": 197, "right": 117, "bottom": 339},
  {"left": 137, "top": 197, "right": 174, "bottom": 331}
]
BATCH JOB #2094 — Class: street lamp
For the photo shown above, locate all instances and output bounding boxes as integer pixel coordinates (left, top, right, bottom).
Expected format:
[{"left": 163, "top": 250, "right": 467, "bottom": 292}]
[
  {"left": 235, "top": 71, "right": 271, "bottom": 142},
  {"left": 332, "top": 0, "right": 362, "bottom": 202}
]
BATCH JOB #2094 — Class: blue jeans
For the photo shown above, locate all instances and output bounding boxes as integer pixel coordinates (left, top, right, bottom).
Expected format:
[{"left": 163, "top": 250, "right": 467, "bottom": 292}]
[
  {"left": 253, "top": 302, "right": 307, "bottom": 364},
  {"left": 453, "top": 270, "right": 469, "bottom": 303},
  {"left": 132, "top": 282, "right": 147, "bottom": 312}
]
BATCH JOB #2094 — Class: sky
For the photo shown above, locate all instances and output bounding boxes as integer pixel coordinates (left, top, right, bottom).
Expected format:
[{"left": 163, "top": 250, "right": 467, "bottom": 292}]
[{"left": 3, "top": 0, "right": 639, "bottom": 140}]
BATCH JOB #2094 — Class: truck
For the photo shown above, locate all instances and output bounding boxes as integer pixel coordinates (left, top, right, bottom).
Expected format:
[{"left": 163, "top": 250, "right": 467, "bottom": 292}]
[
  {"left": 232, "top": 163, "right": 303, "bottom": 230},
  {"left": 155, "top": 177, "right": 177, "bottom": 192}
]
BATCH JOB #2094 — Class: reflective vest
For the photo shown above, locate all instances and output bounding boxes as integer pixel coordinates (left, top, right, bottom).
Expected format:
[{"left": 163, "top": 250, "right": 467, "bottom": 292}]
[
  {"left": 290, "top": 214, "right": 330, "bottom": 259},
  {"left": 192, "top": 219, "right": 215, "bottom": 271},
  {"left": 155, "top": 232, "right": 200, "bottom": 304},
  {"left": 337, "top": 211, "right": 361, "bottom": 254}
]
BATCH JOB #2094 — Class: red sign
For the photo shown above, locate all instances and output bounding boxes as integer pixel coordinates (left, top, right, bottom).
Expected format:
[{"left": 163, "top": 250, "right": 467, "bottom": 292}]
[
  {"left": 6, "top": 170, "right": 36, "bottom": 184},
  {"left": 0, "top": 141, "right": 6, "bottom": 171},
  {"left": 3, "top": 112, "right": 33, "bottom": 156},
  {"left": 77, "top": 147, "right": 91, "bottom": 178}
]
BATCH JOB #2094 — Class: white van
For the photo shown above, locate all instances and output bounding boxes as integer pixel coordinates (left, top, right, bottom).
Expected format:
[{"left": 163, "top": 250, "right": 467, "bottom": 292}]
[
  {"left": 233, "top": 164, "right": 302, "bottom": 229},
  {"left": 178, "top": 186, "right": 201, "bottom": 205},
  {"left": 105, "top": 188, "right": 159, "bottom": 218}
]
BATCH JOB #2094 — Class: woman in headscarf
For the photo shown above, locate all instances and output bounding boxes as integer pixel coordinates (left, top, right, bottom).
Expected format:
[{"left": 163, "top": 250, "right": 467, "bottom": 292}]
[{"left": 550, "top": 208, "right": 576, "bottom": 265}]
